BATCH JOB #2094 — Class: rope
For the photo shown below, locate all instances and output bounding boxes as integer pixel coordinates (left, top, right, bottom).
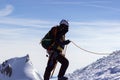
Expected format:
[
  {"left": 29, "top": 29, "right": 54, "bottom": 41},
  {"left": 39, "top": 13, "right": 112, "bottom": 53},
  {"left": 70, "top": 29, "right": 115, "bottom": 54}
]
[{"left": 71, "top": 41, "right": 110, "bottom": 55}]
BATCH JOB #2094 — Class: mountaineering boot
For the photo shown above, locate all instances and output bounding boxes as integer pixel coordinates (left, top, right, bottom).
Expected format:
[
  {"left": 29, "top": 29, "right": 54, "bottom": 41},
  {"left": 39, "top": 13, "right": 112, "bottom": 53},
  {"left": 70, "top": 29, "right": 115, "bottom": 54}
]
[{"left": 58, "top": 76, "right": 68, "bottom": 80}]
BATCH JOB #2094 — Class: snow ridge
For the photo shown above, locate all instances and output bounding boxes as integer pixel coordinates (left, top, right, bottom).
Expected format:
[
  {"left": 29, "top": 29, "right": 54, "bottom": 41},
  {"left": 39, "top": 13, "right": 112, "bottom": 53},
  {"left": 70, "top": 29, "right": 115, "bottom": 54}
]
[
  {"left": 0, "top": 55, "right": 42, "bottom": 80},
  {"left": 67, "top": 50, "right": 120, "bottom": 80}
]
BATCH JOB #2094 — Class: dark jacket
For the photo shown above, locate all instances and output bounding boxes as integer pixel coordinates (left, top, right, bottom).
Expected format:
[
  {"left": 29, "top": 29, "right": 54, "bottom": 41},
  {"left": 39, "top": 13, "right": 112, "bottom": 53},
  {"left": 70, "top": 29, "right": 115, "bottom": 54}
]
[{"left": 43, "top": 25, "right": 69, "bottom": 51}]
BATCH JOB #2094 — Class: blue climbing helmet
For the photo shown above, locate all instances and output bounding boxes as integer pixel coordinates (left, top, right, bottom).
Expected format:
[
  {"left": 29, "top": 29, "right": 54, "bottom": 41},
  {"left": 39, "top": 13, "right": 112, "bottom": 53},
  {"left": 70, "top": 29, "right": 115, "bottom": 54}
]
[{"left": 59, "top": 19, "right": 69, "bottom": 27}]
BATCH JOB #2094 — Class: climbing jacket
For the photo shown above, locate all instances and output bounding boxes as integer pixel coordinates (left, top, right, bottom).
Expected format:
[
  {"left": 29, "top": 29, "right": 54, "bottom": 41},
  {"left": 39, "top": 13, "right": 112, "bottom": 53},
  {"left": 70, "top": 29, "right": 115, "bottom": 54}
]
[{"left": 41, "top": 26, "right": 66, "bottom": 52}]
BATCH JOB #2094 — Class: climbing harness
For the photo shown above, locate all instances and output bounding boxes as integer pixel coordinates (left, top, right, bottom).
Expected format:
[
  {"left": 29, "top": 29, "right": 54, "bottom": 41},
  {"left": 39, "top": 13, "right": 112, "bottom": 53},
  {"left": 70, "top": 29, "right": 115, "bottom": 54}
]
[{"left": 71, "top": 41, "right": 111, "bottom": 55}]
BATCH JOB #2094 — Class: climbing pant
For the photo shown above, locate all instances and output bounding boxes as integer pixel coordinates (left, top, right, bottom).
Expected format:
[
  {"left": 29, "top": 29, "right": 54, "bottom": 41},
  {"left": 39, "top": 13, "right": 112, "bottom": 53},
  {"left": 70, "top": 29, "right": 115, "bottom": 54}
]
[{"left": 44, "top": 52, "right": 69, "bottom": 80}]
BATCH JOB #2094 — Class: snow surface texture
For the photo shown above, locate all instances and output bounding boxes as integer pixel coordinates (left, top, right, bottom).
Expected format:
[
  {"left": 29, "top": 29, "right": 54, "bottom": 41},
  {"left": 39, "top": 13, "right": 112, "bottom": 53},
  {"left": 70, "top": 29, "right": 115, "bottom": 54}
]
[
  {"left": 0, "top": 55, "right": 42, "bottom": 80},
  {"left": 1, "top": 51, "right": 120, "bottom": 80},
  {"left": 67, "top": 50, "right": 120, "bottom": 80}
]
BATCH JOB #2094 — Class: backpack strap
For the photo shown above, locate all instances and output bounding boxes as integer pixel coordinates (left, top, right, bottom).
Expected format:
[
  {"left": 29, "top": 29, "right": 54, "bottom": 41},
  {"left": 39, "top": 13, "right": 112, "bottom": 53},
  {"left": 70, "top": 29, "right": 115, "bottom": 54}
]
[
  {"left": 52, "top": 27, "right": 57, "bottom": 40},
  {"left": 47, "top": 27, "right": 58, "bottom": 50}
]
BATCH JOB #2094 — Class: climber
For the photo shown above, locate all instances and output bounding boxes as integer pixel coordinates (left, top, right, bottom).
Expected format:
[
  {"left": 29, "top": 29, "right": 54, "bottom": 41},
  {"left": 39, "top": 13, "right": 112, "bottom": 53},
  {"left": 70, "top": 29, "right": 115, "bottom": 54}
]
[{"left": 41, "top": 19, "right": 71, "bottom": 80}]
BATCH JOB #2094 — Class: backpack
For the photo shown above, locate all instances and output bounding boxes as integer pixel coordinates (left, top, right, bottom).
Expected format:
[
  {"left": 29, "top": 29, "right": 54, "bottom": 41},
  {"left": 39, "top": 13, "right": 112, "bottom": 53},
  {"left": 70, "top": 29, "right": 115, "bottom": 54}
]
[
  {"left": 41, "top": 27, "right": 57, "bottom": 50},
  {"left": 41, "top": 39, "right": 53, "bottom": 49}
]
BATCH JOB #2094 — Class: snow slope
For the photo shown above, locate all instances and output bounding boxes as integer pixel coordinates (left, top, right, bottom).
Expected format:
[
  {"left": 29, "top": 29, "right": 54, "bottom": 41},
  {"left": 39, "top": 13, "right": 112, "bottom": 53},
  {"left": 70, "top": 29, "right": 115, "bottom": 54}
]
[
  {"left": 1, "top": 51, "right": 120, "bottom": 80},
  {"left": 67, "top": 50, "right": 120, "bottom": 80},
  {"left": 0, "top": 55, "right": 42, "bottom": 80}
]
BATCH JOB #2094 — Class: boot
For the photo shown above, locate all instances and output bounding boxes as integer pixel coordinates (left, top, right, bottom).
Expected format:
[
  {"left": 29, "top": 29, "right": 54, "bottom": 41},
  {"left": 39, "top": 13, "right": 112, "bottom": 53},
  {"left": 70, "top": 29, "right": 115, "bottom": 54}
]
[{"left": 58, "top": 76, "right": 68, "bottom": 80}]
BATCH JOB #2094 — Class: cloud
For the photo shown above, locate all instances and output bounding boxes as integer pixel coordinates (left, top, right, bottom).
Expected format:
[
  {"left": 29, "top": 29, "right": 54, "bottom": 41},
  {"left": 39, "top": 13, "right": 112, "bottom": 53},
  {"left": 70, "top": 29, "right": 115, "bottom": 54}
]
[
  {"left": 0, "top": 18, "right": 120, "bottom": 56},
  {"left": 0, "top": 17, "right": 55, "bottom": 28},
  {"left": 42, "top": 1, "right": 111, "bottom": 5},
  {"left": 1, "top": 17, "right": 120, "bottom": 29},
  {"left": 42, "top": 1, "right": 120, "bottom": 12},
  {"left": 71, "top": 21, "right": 120, "bottom": 37},
  {"left": 85, "top": 4, "right": 120, "bottom": 12},
  {"left": 1, "top": 17, "right": 120, "bottom": 37},
  {"left": 0, "top": 18, "right": 56, "bottom": 41},
  {"left": 71, "top": 21, "right": 120, "bottom": 26},
  {"left": 0, "top": 4, "right": 14, "bottom": 17},
  {"left": 70, "top": 21, "right": 120, "bottom": 53},
  {"left": 1, "top": 17, "right": 120, "bottom": 46}
]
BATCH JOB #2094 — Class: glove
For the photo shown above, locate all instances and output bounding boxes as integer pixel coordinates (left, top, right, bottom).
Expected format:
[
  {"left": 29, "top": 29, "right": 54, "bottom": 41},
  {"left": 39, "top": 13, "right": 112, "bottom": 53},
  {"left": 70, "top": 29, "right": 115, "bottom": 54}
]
[{"left": 64, "top": 40, "right": 71, "bottom": 45}]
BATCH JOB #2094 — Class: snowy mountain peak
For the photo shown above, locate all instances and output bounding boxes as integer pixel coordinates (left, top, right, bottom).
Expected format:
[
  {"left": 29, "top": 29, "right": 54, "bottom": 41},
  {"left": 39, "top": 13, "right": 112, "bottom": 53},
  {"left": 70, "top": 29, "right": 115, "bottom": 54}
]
[
  {"left": 67, "top": 50, "right": 120, "bottom": 80},
  {"left": 0, "top": 54, "right": 42, "bottom": 80}
]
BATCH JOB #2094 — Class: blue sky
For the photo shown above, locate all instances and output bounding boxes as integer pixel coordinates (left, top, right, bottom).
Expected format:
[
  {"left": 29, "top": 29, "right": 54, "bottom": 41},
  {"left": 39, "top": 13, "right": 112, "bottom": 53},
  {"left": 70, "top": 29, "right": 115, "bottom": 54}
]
[{"left": 0, "top": 0, "right": 120, "bottom": 76}]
